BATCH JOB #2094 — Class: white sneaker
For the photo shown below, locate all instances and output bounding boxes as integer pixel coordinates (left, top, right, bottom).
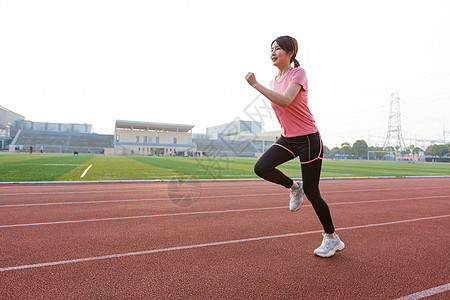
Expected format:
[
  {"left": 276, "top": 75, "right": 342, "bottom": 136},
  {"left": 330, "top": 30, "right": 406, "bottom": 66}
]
[
  {"left": 289, "top": 181, "right": 304, "bottom": 212},
  {"left": 314, "top": 233, "right": 345, "bottom": 257}
]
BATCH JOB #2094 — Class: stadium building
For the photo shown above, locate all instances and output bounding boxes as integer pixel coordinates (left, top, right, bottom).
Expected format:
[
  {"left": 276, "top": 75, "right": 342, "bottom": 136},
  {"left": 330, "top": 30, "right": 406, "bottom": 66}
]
[
  {"left": 0, "top": 105, "right": 25, "bottom": 150},
  {"left": 191, "top": 120, "right": 268, "bottom": 157},
  {"left": 113, "top": 120, "right": 196, "bottom": 156},
  {"left": 10, "top": 120, "right": 114, "bottom": 154},
  {"left": 223, "top": 130, "right": 281, "bottom": 154},
  {"left": 2, "top": 103, "right": 278, "bottom": 158},
  {"left": 206, "top": 119, "right": 262, "bottom": 139}
]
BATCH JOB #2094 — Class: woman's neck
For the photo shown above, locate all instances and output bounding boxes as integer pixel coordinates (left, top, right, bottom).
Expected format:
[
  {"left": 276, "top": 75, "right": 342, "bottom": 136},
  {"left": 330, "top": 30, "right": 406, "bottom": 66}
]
[{"left": 277, "top": 65, "right": 292, "bottom": 79}]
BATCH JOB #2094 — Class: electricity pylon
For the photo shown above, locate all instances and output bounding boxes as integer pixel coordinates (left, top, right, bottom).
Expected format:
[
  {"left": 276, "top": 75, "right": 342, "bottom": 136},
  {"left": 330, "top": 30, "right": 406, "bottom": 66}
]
[{"left": 383, "top": 91, "right": 406, "bottom": 150}]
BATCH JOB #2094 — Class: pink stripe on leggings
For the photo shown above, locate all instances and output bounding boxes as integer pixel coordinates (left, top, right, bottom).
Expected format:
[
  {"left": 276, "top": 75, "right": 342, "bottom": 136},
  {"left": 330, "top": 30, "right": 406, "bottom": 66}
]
[
  {"left": 300, "top": 138, "right": 323, "bottom": 164},
  {"left": 273, "top": 143, "right": 296, "bottom": 158}
]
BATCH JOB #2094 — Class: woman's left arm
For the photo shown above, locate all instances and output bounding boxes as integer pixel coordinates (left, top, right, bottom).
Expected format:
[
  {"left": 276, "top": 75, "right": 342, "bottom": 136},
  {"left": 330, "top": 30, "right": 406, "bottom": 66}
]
[{"left": 245, "top": 72, "right": 301, "bottom": 108}]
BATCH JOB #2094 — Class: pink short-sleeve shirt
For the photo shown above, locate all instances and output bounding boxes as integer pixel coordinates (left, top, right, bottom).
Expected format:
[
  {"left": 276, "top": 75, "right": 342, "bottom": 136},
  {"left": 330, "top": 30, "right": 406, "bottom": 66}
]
[{"left": 270, "top": 67, "right": 318, "bottom": 137}]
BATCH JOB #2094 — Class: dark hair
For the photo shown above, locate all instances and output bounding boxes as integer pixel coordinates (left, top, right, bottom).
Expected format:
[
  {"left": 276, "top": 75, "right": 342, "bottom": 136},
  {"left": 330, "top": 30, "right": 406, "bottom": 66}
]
[{"left": 271, "top": 36, "right": 300, "bottom": 68}]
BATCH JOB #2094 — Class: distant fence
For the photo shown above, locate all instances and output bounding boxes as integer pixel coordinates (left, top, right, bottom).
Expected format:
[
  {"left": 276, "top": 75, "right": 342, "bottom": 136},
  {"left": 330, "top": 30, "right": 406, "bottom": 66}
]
[
  {"left": 425, "top": 157, "right": 450, "bottom": 163},
  {"left": 366, "top": 150, "right": 450, "bottom": 163},
  {"left": 13, "top": 144, "right": 106, "bottom": 154}
]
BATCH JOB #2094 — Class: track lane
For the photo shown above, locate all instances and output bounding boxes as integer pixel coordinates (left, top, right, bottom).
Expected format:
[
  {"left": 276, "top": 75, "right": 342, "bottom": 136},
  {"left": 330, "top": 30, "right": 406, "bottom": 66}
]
[
  {"left": 1, "top": 215, "right": 448, "bottom": 299},
  {"left": 1, "top": 195, "right": 447, "bottom": 270},
  {"left": 1, "top": 178, "right": 449, "bottom": 299},
  {"left": 1, "top": 177, "right": 448, "bottom": 200},
  {"left": 1, "top": 195, "right": 448, "bottom": 229},
  {"left": 0, "top": 183, "right": 448, "bottom": 225}
]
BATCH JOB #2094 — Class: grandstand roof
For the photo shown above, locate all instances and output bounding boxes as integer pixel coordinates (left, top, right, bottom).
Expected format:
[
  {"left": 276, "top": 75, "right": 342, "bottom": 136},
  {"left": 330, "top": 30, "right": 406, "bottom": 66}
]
[
  {"left": 0, "top": 105, "right": 25, "bottom": 119},
  {"left": 115, "top": 120, "right": 194, "bottom": 132}
]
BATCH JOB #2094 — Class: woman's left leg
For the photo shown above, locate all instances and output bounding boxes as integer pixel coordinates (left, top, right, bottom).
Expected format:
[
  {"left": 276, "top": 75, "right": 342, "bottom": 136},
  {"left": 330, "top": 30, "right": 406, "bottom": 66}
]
[{"left": 300, "top": 157, "right": 335, "bottom": 234}]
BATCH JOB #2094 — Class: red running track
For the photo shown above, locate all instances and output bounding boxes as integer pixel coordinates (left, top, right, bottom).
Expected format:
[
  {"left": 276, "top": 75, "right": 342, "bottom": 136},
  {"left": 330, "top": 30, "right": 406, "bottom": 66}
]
[{"left": 0, "top": 177, "right": 449, "bottom": 299}]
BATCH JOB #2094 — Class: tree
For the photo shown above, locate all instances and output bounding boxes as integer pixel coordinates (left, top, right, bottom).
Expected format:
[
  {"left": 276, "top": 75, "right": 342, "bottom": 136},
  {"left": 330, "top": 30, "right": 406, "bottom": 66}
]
[
  {"left": 368, "top": 146, "right": 385, "bottom": 160},
  {"left": 340, "top": 142, "right": 353, "bottom": 155},
  {"left": 425, "top": 144, "right": 449, "bottom": 157},
  {"left": 352, "top": 140, "right": 368, "bottom": 158},
  {"left": 331, "top": 147, "right": 340, "bottom": 157},
  {"left": 412, "top": 147, "right": 423, "bottom": 155},
  {"left": 402, "top": 145, "right": 416, "bottom": 155},
  {"left": 323, "top": 145, "right": 331, "bottom": 157}
]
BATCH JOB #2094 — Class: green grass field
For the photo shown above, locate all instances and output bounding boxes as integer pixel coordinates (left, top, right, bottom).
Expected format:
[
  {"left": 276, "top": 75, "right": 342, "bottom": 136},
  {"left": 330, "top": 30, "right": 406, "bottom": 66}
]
[{"left": 0, "top": 153, "right": 449, "bottom": 182}]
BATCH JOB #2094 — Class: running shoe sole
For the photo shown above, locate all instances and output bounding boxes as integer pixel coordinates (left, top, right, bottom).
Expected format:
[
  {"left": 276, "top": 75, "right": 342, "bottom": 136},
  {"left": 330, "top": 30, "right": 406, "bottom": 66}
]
[
  {"left": 314, "top": 241, "right": 345, "bottom": 258},
  {"left": 290, "top": 182, "right": 303, "bottom": 212}
]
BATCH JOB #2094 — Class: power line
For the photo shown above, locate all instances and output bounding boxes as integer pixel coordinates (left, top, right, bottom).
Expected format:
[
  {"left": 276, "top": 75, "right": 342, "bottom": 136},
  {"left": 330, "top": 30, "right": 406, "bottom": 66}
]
[{"left": 392, "top": 68, "right": 450, "bottom": 90}]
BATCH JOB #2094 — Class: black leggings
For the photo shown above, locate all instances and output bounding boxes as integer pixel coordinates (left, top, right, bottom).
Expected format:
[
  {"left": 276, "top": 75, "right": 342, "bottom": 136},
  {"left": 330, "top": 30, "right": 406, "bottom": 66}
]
[{"left": 254, "top": 132, "right": 335, "bottom": 234}]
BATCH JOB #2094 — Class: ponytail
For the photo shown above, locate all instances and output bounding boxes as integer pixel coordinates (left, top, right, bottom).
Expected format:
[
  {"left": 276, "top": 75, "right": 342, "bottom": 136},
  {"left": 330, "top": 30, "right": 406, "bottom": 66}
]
[{"left": 273, "top": 36, "right": 301, "bottom": 68}]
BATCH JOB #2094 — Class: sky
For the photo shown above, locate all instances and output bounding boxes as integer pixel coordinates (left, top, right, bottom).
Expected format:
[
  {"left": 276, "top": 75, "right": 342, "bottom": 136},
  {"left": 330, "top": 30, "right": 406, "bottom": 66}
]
[{"left": 1, "top": 0, "right": 449, "bottom": 149}]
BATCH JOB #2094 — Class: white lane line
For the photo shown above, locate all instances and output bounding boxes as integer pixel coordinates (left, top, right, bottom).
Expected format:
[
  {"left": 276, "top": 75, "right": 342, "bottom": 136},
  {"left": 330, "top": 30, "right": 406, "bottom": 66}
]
[
  {"left": 1, "top": 195, "right": 449, "bottom": 228},
  {"left": 1, "top": 185, "right": 449, "bottom": 197},
  {"left": 0, "top": 193, "right": 285, "bottom": 207},
  {"left": 0, "top": 176, "right": 449, "bottom": 186},
  {"left": 394, "top": 283, "right": 450, "bottom": 299},
  {"left": 0, "top": 206, "right": 285, "bottom": 228},
  {"left": 1, "top": 214, "right": 448, "bottom": 272},
  {"left": 0, "top": 193, "right": 448, "bottom": 209},
  {"left": 0, "top": 176, "right": 446, "bottom": 190},
  {"left": 0, "top": 188, "right": 277, "bottom": 196},
  {"left": 0, "top": 186, "right": 450, "bottom": 196},
  {"left": 80, "top": 165, "right": 92, "bottom": 178}
]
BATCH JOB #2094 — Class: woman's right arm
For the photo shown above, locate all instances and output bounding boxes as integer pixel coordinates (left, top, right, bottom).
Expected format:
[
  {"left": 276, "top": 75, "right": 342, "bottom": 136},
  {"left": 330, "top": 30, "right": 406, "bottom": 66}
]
[{"left": 245, "top": 72, "right": 301, "bottom": 108}]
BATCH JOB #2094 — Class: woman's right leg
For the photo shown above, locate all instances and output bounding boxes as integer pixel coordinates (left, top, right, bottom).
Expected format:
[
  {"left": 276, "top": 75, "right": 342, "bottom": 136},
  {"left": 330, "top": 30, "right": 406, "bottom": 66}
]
[
  {"left": 254, "top": 144, "right": 295, "bottom": 189},
  {"left": 300, "top": 159, "right": 335, "bottom": 234}
]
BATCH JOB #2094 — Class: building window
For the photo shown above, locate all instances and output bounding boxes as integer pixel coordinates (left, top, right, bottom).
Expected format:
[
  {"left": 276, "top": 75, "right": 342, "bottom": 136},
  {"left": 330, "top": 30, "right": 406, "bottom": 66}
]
[
  {"left": 173, "top": 138, "right": 177, "bottom": 144},
  {"left": 149, "top": 136, "right": 152, "bottom": 143},
  {"left": 144, "top": 136, "right": 147, "bottom": 143},
  {"left": 156, "top": 137, "right": 160, "bottom": 144},
  {"left": 136, "top": 136, "right": 140, "bottom": 143}
]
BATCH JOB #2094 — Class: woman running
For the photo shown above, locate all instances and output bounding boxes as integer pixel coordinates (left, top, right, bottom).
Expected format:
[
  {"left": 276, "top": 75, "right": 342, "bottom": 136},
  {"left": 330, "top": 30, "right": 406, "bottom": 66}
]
[{"left": 245, "top": 35, "right": 344, "bottom": 257}]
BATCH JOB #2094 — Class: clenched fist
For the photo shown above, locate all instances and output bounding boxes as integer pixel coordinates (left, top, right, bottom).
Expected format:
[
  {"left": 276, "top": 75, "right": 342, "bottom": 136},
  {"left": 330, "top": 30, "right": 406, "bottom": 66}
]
[{"left": 245, "top": 72, "right": 258, "bottom": 87}]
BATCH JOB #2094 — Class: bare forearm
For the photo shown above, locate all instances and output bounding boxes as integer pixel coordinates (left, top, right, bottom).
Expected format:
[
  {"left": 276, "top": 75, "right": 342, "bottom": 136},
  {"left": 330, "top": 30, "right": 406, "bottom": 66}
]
[
  {"left": 245, "top": 72, "right": 298, "bottom": 107},
  {"left": 252, "top": 83, "right": 291, "bottom": 107}
]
